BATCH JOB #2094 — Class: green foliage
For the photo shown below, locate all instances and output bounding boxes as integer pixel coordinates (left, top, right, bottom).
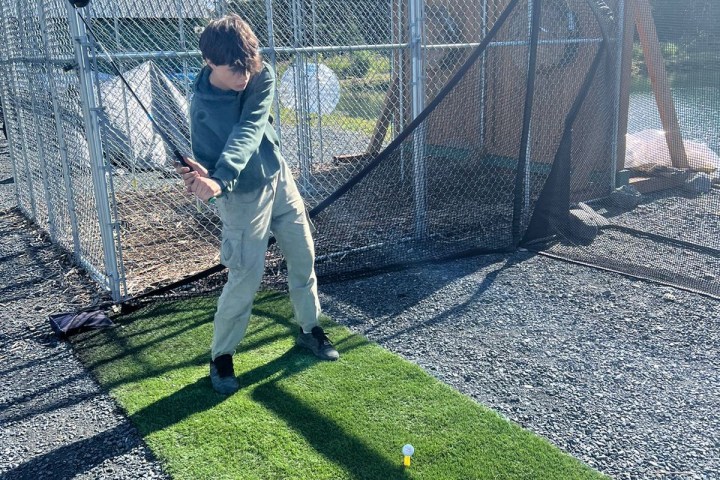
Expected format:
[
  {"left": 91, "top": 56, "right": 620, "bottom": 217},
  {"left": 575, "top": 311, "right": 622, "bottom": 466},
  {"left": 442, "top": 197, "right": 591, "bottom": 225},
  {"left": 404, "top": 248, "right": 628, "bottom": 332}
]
[
  {"left": 323, "top": 55, "right": 353, "bottom": 79},
  {"left": 228, "top": 0, "right": 367, "bottom": 47},
  {"left": 650, "top": 0, "right": 720, "bottom": 46},
  {"left": 661, "top": 42, "right": 680, "bottom": 58},
  {"left": 349, "top": 51, "right": 372, "bottom": 78},
  {"left": 632, "top": 38, "right": 720, "bottom": 79},
  {"left": 323, "top": 52, "right": 390, "bottom": 80},
  {"left": 72, "top": 292, "right": 608, "bottom": 480},
  {"left": 323, "top": 53, "right": 371, "bottom": 79}
]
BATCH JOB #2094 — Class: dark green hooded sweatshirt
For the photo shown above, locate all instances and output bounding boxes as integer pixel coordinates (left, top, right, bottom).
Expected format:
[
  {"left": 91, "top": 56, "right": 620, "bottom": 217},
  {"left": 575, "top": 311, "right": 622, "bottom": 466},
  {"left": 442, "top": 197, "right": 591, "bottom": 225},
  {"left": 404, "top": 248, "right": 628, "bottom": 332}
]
[{"left": 190, "top": 61, "right": 282, "bottom": 194}]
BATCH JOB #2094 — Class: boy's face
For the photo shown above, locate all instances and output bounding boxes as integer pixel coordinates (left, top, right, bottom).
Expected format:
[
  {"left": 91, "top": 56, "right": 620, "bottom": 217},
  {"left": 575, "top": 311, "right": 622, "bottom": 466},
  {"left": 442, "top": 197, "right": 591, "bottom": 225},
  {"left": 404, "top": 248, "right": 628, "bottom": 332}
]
[{"left": 207, "top": 61, "right": 250, "bottom": 92}]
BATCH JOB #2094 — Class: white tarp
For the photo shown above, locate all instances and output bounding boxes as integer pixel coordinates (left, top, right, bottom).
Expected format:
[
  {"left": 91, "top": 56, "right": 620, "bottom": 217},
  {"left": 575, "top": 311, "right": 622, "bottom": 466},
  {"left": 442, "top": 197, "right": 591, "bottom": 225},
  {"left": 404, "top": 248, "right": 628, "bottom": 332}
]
[
  {"left": 625, "top": 129, "right": 720, "bottom": 173},
  {"left": 278, "top": 63, "right": 341, "bottom": 116},
  {"left": 99, "top": 60, "right": 191, "bottom": 170}
]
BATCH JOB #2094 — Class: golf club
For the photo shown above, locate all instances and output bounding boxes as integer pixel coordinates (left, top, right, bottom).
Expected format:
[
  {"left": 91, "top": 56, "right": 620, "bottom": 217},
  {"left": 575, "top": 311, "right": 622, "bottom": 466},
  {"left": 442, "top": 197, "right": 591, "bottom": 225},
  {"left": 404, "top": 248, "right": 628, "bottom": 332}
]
[{"left": 67, "top": 0, "right": 216, "bottom": 203}]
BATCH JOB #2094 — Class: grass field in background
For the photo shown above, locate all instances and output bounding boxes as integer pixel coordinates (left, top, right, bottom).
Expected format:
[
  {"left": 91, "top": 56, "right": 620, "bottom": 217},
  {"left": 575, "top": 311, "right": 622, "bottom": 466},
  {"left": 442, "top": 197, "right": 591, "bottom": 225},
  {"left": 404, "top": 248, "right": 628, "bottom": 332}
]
[
  {"left": 71, "top": 291, "right": 606, "bottom": 480},
  {"left": 276, "top": 52, "right": 391, "bottom": 137}
]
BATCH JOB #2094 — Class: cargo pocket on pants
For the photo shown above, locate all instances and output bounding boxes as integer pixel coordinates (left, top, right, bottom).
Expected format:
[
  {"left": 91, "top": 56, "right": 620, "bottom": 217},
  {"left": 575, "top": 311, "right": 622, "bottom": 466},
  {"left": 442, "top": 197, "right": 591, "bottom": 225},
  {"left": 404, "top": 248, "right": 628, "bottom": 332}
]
[{"left": 220, "top": 230, "right": 244, "bottom": 269}]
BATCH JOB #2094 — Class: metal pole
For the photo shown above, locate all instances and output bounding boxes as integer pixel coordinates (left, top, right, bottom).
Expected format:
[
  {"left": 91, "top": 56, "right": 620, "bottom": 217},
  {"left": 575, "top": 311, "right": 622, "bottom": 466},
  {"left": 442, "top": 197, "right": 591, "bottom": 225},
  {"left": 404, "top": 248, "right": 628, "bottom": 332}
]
[
  {"left": 409, "top": 0, "right": 426, "bottom": 238},
  {"left": 176, "top": 0, "right": 191, "bottom": 98},
  {"left": 292, "top": 0, "right": 301, "bottom": 157},
  {"left": 264, "top": 0, "right": 282, "bottom": 145},
  {"left": 12, "top": 0, "right": 38, "bottom": 221},
  {"left": 86, "top": 0, "right": 128, "bottom": 299},
  {"left": 67, "top": 2, "right": 122, "bottom": 301},
  {"left": 292, "top": 0, "right": 312, "bottom": 191},
  {"left": 396, "top": 0, "right": 409, "bottom": 180},
  {"left": 299, "top": 54, "right": 313, "bottom": 191},
  {"left": 5, "top": 38, "right": 603, "bottom": 62},
  {"left": 13, "top": 42, "right": 409, "bottom": 62},
  {"left": 112, "top": 5, "right": 136, "bottom": 181},
  {"left": 479, "top": 0, "right": 488, "bottom": 148},
  {"left": 610, "top": 0, "right": 625, "bottom": 189},
  {"left": 523, "top": 0, "right": 535, "bottom": 222},
  {"left": 310, "top": 0, "right": 325, "bottom": 167},
  {"left": 39, "top": 0, "right": 82, "bottom": 258},
  {"left": 512, "top": 0, "right": 542, "bottom": 244}
]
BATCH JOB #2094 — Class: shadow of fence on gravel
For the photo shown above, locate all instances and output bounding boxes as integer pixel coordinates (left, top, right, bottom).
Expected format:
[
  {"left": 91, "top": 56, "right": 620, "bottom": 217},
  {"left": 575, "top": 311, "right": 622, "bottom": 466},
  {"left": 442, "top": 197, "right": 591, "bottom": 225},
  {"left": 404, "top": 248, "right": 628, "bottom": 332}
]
[
  {"left": 3, "top": 423, "right": 154, "bottom": 480},
  {"left": 375, "top": 255, "right": 527, "bottom": 343},
  {"left": 0, "top": 372, "right": 94, "bottom": 425},
  {"left": 5, "top": 374, "right": 243, "bottom": 478},
  {"left": 0, "top": 209, "right": 72, "bottom": 305},
  {"left": 327, "top": 253, "right": 534, "bottom": 343},
  {"left": 322, "top": 253, "right": 522, "bottom": 327}
]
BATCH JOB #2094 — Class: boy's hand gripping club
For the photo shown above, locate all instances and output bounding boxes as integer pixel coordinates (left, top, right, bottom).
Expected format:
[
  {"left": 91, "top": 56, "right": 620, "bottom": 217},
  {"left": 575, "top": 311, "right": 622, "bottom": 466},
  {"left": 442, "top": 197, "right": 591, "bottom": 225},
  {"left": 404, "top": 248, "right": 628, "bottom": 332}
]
[{"left": 175, "top": 157, "right": 221, "bottom": 204}]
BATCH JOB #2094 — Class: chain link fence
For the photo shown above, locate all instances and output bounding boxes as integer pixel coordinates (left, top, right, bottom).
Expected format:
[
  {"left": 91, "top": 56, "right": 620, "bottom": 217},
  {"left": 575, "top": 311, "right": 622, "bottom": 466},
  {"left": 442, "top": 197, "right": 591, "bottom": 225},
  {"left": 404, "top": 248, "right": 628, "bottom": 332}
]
[
  {"left": 1, "top": 0, "right": 406, "bottom": 299},
  {"left": 2, "top": 1, "right": 715, "bottom": 301},
  {"left": 310, "top": 0, "right": 621, "bottom": 279},
  {"left": 0, "top": 0, "right": 108, "bottom": 286}
]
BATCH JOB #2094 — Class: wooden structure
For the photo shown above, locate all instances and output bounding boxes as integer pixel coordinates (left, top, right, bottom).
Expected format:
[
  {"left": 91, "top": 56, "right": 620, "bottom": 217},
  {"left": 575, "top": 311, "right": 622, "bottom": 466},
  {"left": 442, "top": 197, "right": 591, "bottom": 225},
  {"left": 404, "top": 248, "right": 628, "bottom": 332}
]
[
  {"left": 340, "top": 0, "right": 620, "bottom": 201},
  {"left": 625, "top": 0, "right": 690, "bottom": 193}
]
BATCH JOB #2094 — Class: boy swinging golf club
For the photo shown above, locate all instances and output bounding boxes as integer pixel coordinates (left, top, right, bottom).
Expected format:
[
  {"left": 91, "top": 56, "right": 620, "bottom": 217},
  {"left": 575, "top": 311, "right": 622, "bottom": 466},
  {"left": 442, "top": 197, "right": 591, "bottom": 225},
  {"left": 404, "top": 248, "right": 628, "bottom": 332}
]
[
  {"left": 68, "top": 0, "right": 339, "bottom": 395},
  {"left": 176, "top": 15, "right": 339, "bottom": 394}
]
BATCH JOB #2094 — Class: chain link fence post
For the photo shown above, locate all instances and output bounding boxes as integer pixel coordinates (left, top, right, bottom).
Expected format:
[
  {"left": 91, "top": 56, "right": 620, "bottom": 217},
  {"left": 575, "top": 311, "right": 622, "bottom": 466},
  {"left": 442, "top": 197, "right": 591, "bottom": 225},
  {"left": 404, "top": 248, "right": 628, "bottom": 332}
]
[
  {"left": 264, "top": 0, "right": 281, "bottom": 146},
  {"left": 610, "top": 0, "right": 625, "bottom": 189},
  {"left": 410, "top": 0, "right": 427, "bottom": 238},
  {"left": 66, "top": 2, "right": 123, "bottom": 301}
]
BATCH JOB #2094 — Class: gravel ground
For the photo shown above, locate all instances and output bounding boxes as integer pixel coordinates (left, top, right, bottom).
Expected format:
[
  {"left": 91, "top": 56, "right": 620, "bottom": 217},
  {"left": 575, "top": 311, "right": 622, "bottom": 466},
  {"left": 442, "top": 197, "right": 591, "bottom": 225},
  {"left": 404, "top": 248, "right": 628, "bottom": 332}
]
[
  {"left": 0, "top": 139, "right": 168, "bottom": 479},
  {"left": 2, "top": 129, "right": 719, "bottom": 479},
  {"left": 319, "top": 253, "right": 720, "bottom": 479}
]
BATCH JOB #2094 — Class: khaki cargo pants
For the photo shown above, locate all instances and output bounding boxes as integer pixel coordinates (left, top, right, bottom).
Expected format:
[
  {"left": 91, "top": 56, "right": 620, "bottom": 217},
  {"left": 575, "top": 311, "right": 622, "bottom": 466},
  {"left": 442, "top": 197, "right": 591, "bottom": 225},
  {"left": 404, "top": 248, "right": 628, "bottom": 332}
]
[{"left": 211, "top": 161, "right": 320, "bottom": 360}]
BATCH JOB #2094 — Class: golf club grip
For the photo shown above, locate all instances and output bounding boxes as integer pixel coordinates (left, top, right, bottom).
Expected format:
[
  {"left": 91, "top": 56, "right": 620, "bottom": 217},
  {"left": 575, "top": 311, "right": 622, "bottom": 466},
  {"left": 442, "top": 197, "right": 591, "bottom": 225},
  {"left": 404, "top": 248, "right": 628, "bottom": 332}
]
[
  {"left": 173, "top": 149, "right": 216, "bottom": 204},
  {"left": 173, "top": 149, "right": 188, "bottom": 167}
]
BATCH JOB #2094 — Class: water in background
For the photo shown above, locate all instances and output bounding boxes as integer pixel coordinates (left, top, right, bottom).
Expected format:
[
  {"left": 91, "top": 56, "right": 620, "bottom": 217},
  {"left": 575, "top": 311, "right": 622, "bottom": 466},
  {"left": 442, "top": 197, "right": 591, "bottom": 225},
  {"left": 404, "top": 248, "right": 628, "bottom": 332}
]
[{"left": 628, "top": 75, "right": 720, "bottom": 154}]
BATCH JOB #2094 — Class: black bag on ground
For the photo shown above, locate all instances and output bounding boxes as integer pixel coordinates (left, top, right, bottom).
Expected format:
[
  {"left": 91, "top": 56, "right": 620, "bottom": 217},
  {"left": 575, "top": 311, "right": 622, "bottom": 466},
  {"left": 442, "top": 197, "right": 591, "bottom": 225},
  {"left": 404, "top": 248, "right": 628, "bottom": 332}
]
[{"left": 49, "top": 310, "right": 114, "bottom": 339}]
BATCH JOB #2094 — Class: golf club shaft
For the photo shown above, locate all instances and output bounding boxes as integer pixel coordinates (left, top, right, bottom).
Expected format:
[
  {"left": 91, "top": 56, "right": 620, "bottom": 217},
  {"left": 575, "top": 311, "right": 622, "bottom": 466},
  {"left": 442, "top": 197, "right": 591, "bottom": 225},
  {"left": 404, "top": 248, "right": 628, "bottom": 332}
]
[{"left": 69, "top": 1, "right": 216, "bottom": 203}]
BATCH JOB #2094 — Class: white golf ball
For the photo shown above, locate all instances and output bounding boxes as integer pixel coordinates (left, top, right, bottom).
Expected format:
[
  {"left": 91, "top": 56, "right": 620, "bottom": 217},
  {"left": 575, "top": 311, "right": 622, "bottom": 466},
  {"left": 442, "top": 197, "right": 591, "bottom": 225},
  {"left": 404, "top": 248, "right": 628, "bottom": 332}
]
[{"left": 402, "top": 444, "right": 415, "bottom": 456}]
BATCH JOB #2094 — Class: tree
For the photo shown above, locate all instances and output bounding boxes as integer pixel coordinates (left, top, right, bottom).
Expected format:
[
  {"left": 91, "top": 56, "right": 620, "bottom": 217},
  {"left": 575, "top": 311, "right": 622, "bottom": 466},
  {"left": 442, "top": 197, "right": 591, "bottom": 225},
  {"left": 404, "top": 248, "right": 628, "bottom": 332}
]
[{"left": 650, "top": 0, "right": 719, "bottom": 47}]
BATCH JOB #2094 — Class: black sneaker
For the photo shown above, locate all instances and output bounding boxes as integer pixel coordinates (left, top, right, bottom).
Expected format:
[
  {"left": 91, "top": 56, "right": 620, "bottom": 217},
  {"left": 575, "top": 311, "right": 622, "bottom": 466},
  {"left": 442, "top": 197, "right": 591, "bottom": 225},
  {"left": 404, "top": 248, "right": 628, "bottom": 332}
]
[
  {"left": 296, "top": 326, "right": 340, "bottom": 361},
  {"left": 209, "top": 354, "right": 239, "bottom": 394}
]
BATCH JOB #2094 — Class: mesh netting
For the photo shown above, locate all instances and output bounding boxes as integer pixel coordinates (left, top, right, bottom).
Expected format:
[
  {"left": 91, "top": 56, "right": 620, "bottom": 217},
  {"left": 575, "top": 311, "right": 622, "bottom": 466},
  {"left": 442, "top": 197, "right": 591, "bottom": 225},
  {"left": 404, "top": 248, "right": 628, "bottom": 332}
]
[
  {"left": 309, "top": 0, "right": 619, "bottom": 280},
  {"left": 528, "top": 0, "right": 720, "bottom": 298}
]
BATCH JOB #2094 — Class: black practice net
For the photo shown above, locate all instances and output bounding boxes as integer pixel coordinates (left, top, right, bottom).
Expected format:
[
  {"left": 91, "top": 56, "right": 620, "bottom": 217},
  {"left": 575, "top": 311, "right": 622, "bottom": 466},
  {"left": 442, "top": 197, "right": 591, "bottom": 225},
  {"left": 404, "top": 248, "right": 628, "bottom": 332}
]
[
  {"left": 524, "top": 0, "right": 720, "bottom": 298},
  {"left": 306, "top": 0, "right": 620, "bottom": 279}
]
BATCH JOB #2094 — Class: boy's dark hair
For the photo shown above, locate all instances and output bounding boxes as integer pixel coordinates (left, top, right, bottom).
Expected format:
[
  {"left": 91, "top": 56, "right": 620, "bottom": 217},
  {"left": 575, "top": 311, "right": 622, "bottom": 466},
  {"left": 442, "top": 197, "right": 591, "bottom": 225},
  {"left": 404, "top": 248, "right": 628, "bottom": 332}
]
[{"left": 199, "top": 14, "right": 262, "bottom": 74}]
